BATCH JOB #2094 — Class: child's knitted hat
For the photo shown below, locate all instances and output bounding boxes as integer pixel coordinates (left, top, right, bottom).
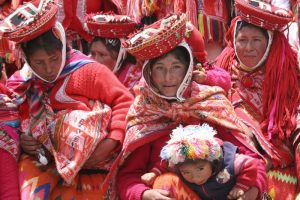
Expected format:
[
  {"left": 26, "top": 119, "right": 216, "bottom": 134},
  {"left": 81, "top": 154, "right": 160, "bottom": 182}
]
[{"left": 160, "top": 124, "right": 223, "bottom": 167}]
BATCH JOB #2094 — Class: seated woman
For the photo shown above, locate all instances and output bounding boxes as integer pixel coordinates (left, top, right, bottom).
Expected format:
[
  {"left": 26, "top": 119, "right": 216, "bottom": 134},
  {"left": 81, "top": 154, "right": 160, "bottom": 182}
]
[
  {"left": 103, "top": 14, "right": 267, "bottom": 200},
  {"left": 0, "top": 65, "right": 20, "bottom": 200},
  {"left": 215, "top": 0, "right": 299, "bottom": 199},
  {"left": 1, "top": 0, "right": 133, "bottom": 199},
  {"left": 85, "top": 13, "right": 143, "bottom": 92}
]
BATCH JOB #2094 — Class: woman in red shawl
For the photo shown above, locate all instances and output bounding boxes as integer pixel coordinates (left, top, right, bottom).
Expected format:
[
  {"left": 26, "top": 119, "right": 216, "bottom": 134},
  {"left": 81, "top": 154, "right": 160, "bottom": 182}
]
[
  {"left": 85, "top": 13, "right": 143, "bottom": 92},
  {"left": 215, "top": 0, "right": 299, "bottom": 199},
  {"left": 103, "top": 13, "right": 267, "bottom": 200},
  {"left": 56, "top": 0, "right": 127, "bottom": 53},
  {"left": 1, "top": 0, "right": 133, "bottom": 199}
]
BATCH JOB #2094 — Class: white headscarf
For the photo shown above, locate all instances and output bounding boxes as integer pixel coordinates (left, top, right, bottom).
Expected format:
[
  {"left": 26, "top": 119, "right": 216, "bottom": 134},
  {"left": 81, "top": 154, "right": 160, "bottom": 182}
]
[{"left": 23, "top": 22, "right": 67, "bottom": 83}]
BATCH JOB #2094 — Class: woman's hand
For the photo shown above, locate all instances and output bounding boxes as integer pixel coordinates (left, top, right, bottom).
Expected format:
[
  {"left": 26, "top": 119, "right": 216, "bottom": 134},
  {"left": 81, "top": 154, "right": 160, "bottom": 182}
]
[
  {"left": 141, "top": 172, "right": 157, "bottom": 186},
  {"left": 228, "top": 187, "right": 244, "bottom": 199},
  {"left": 84, "top": 138, "right": 119, "bottom": 168},
  {"left": 230, "top": 187, "right": 259, "bottom": 200},
  {"left": 142, "top": 189, "right": 175, "bottom": 200},
  {"left": 20, "top": 134, "right": 42, "bottom": 155}
]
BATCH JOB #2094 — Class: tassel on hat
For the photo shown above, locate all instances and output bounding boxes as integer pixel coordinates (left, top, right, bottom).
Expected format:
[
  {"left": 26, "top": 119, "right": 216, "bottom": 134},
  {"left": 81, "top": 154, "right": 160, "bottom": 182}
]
[{"left": 184, "top": 22, "right": 207, "bottom": 63}]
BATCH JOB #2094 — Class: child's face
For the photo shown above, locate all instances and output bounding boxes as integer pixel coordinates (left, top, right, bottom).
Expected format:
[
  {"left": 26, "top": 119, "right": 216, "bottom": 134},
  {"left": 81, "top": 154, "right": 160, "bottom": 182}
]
[{"left": 178, "top": 160, "right": 213, "bottom": 185}]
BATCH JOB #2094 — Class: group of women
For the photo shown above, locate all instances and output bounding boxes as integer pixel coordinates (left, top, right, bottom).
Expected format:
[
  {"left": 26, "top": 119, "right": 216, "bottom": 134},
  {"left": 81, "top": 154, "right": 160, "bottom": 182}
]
[{"left": 0, "top": 0, "right": 299, "bottom": 200}]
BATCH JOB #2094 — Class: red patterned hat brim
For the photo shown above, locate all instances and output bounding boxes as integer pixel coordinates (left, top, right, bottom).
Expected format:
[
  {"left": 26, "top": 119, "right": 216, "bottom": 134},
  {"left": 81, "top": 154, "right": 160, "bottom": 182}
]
[
  {"left": 85, "top": 13, "right": 138, "bottom": 38},
  {"left": 0, "top": 0, "right": 58, "bottom": 43},
  {"left": 235, "top": 0, "right": 292, "bottom": 31},
  {"left": 123, "top": 14, "right": 186, "bottom": 60}
]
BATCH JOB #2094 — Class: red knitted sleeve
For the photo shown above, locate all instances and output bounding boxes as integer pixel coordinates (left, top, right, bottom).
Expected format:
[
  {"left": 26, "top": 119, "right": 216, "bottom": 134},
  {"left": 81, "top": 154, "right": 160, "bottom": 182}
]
[
  {"left": 234, "top": 153, "right": 267, "bottom": 198},
  {"left": 0, "top": 149, "right": 20, "bottom": 200},
  {"left": 65, "top": 63, "right": 134, "bottom": 143}
]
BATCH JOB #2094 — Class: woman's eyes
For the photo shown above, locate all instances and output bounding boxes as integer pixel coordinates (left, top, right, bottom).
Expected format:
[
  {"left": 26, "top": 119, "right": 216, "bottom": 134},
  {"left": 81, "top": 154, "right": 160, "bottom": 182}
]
[
  {"left": 91, "top": 52, "right": 106, "bottom": 57},
  {"left": 50, "top": 57, "right": 58, "bottom": 62},
  {"left": 34, "top": 61, "right": 43, "bottom": 65},
  {"left": 238, "top": 38, "right": 262, "bottom": 43},
  {"left": 153, "top": 66, "right": 164, "bottom": 70},
  {"left": 237, "top": 38, "right": 247, "bottom": 43},
  {"left": 33, "top": 61, "right": 45, "bottom": 67},
  {"left": 173, "top": 65, "right": 185, "bottom": 70},
  {"left": 253, "top": 38, "right": 262, "bottom": 42},
  {"left": 153, "top": 65, "right": 185, "bottom": 71}
]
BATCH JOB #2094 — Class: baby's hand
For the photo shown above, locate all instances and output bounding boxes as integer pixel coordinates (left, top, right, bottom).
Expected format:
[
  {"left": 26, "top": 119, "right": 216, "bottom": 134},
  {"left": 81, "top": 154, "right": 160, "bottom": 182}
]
[
  {"left": 227, "top": 187, "right": 244, "bottom": 199},
  {"left": 192, "top": 63, "right": 206, "bottom": 84},
  {"left": 228, "top": 187, "right": 259, "bottom": 200},
  {"left": 141, "top": 172, "right": 157, "bottom": 186}
]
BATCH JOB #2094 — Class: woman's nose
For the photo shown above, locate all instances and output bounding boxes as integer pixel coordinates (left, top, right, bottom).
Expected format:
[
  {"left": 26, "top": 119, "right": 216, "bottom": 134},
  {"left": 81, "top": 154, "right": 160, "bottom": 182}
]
[
  {"left": 45, "top": 63, "right": 53, "bottom": 74},
  {"left": 245, "top": 41, "right": 254, "bottom": 51},
  {"left": 164, "top": 70, "right": 173, "bottom": 81}
]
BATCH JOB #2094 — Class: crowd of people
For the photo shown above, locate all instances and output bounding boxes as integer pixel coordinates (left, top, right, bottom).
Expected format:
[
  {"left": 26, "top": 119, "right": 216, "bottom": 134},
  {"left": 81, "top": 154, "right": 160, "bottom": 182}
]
[{"left": 0, "top": 0, "right": 299, "bottom": 200}]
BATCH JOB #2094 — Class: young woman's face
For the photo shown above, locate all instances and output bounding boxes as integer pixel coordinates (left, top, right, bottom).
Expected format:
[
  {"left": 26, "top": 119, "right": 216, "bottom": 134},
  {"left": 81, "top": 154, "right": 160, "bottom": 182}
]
[
  {"left": 235, "top": 26, "right": 268, "bottom": 69},
  {"left": 150, "top": 53, "right": 188, "bottom": 97},
  {"left": 90, "top": 40, "right": 117, "bottom": 71},
  {"left": 178, "top": 160, "right": 213, "bottom": 185},
  {"left": 28, "top": 49, "right": 62, "bottom": 82}
]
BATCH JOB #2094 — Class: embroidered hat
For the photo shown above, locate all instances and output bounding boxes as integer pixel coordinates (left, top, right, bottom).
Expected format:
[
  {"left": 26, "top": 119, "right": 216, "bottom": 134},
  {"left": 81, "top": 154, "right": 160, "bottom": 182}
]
[
  {"left": 235, "top": 0, "right": 293, "bottom": 31},
  {"left": 85, "top": 13, "right": 138, "bottom": 39},
  {"left": 0, "top": 0, "right": 58, "bottom": 43},
  {"left": 122, "top": 13, "right": 187, "bottom": 60},
  {"left": 160, "top": 124, "right": 223, "bottom": 167}
]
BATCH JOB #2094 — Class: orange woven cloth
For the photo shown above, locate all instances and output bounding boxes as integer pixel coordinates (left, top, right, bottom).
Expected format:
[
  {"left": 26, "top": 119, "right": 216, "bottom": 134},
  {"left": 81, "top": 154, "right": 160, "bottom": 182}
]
[{"left": 19, "top": 155, "right": 106, "bottom": 200}]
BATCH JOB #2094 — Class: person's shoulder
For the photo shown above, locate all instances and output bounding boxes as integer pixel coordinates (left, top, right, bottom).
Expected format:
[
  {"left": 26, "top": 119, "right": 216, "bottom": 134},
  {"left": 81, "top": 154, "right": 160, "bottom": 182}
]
[
  {"left": 68, "top": 61, "right": 120, "bottom": 89},
  {"left": 71, "top": 61, "right": 112, "bottom": 77},
  {"left": 82, "top": 61, "right": 116, "bottom": 75}
]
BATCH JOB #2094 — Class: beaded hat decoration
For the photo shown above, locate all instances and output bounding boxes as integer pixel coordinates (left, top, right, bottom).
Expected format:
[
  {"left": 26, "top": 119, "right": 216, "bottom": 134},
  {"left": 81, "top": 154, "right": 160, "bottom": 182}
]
[
  {"left": 160, "top": 124, "right": 223, "bottom": 167},
  {"left": 122, "top": 13, "right": 186, "bottom": 60},
  {"left": 235, "top": 0, "right": 293, "bottom": 31},
  {"left": 0, "top": 0, "right": 58, "bottom": 43},
  {"left": 85, "top": 13, "right": 138, "bottom": 39}
]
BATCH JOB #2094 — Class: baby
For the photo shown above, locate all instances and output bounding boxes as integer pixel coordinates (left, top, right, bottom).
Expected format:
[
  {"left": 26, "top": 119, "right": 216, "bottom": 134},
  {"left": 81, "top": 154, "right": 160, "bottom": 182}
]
[{"left": 141, "top": 124, "right": 265, "bottom": 199}]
